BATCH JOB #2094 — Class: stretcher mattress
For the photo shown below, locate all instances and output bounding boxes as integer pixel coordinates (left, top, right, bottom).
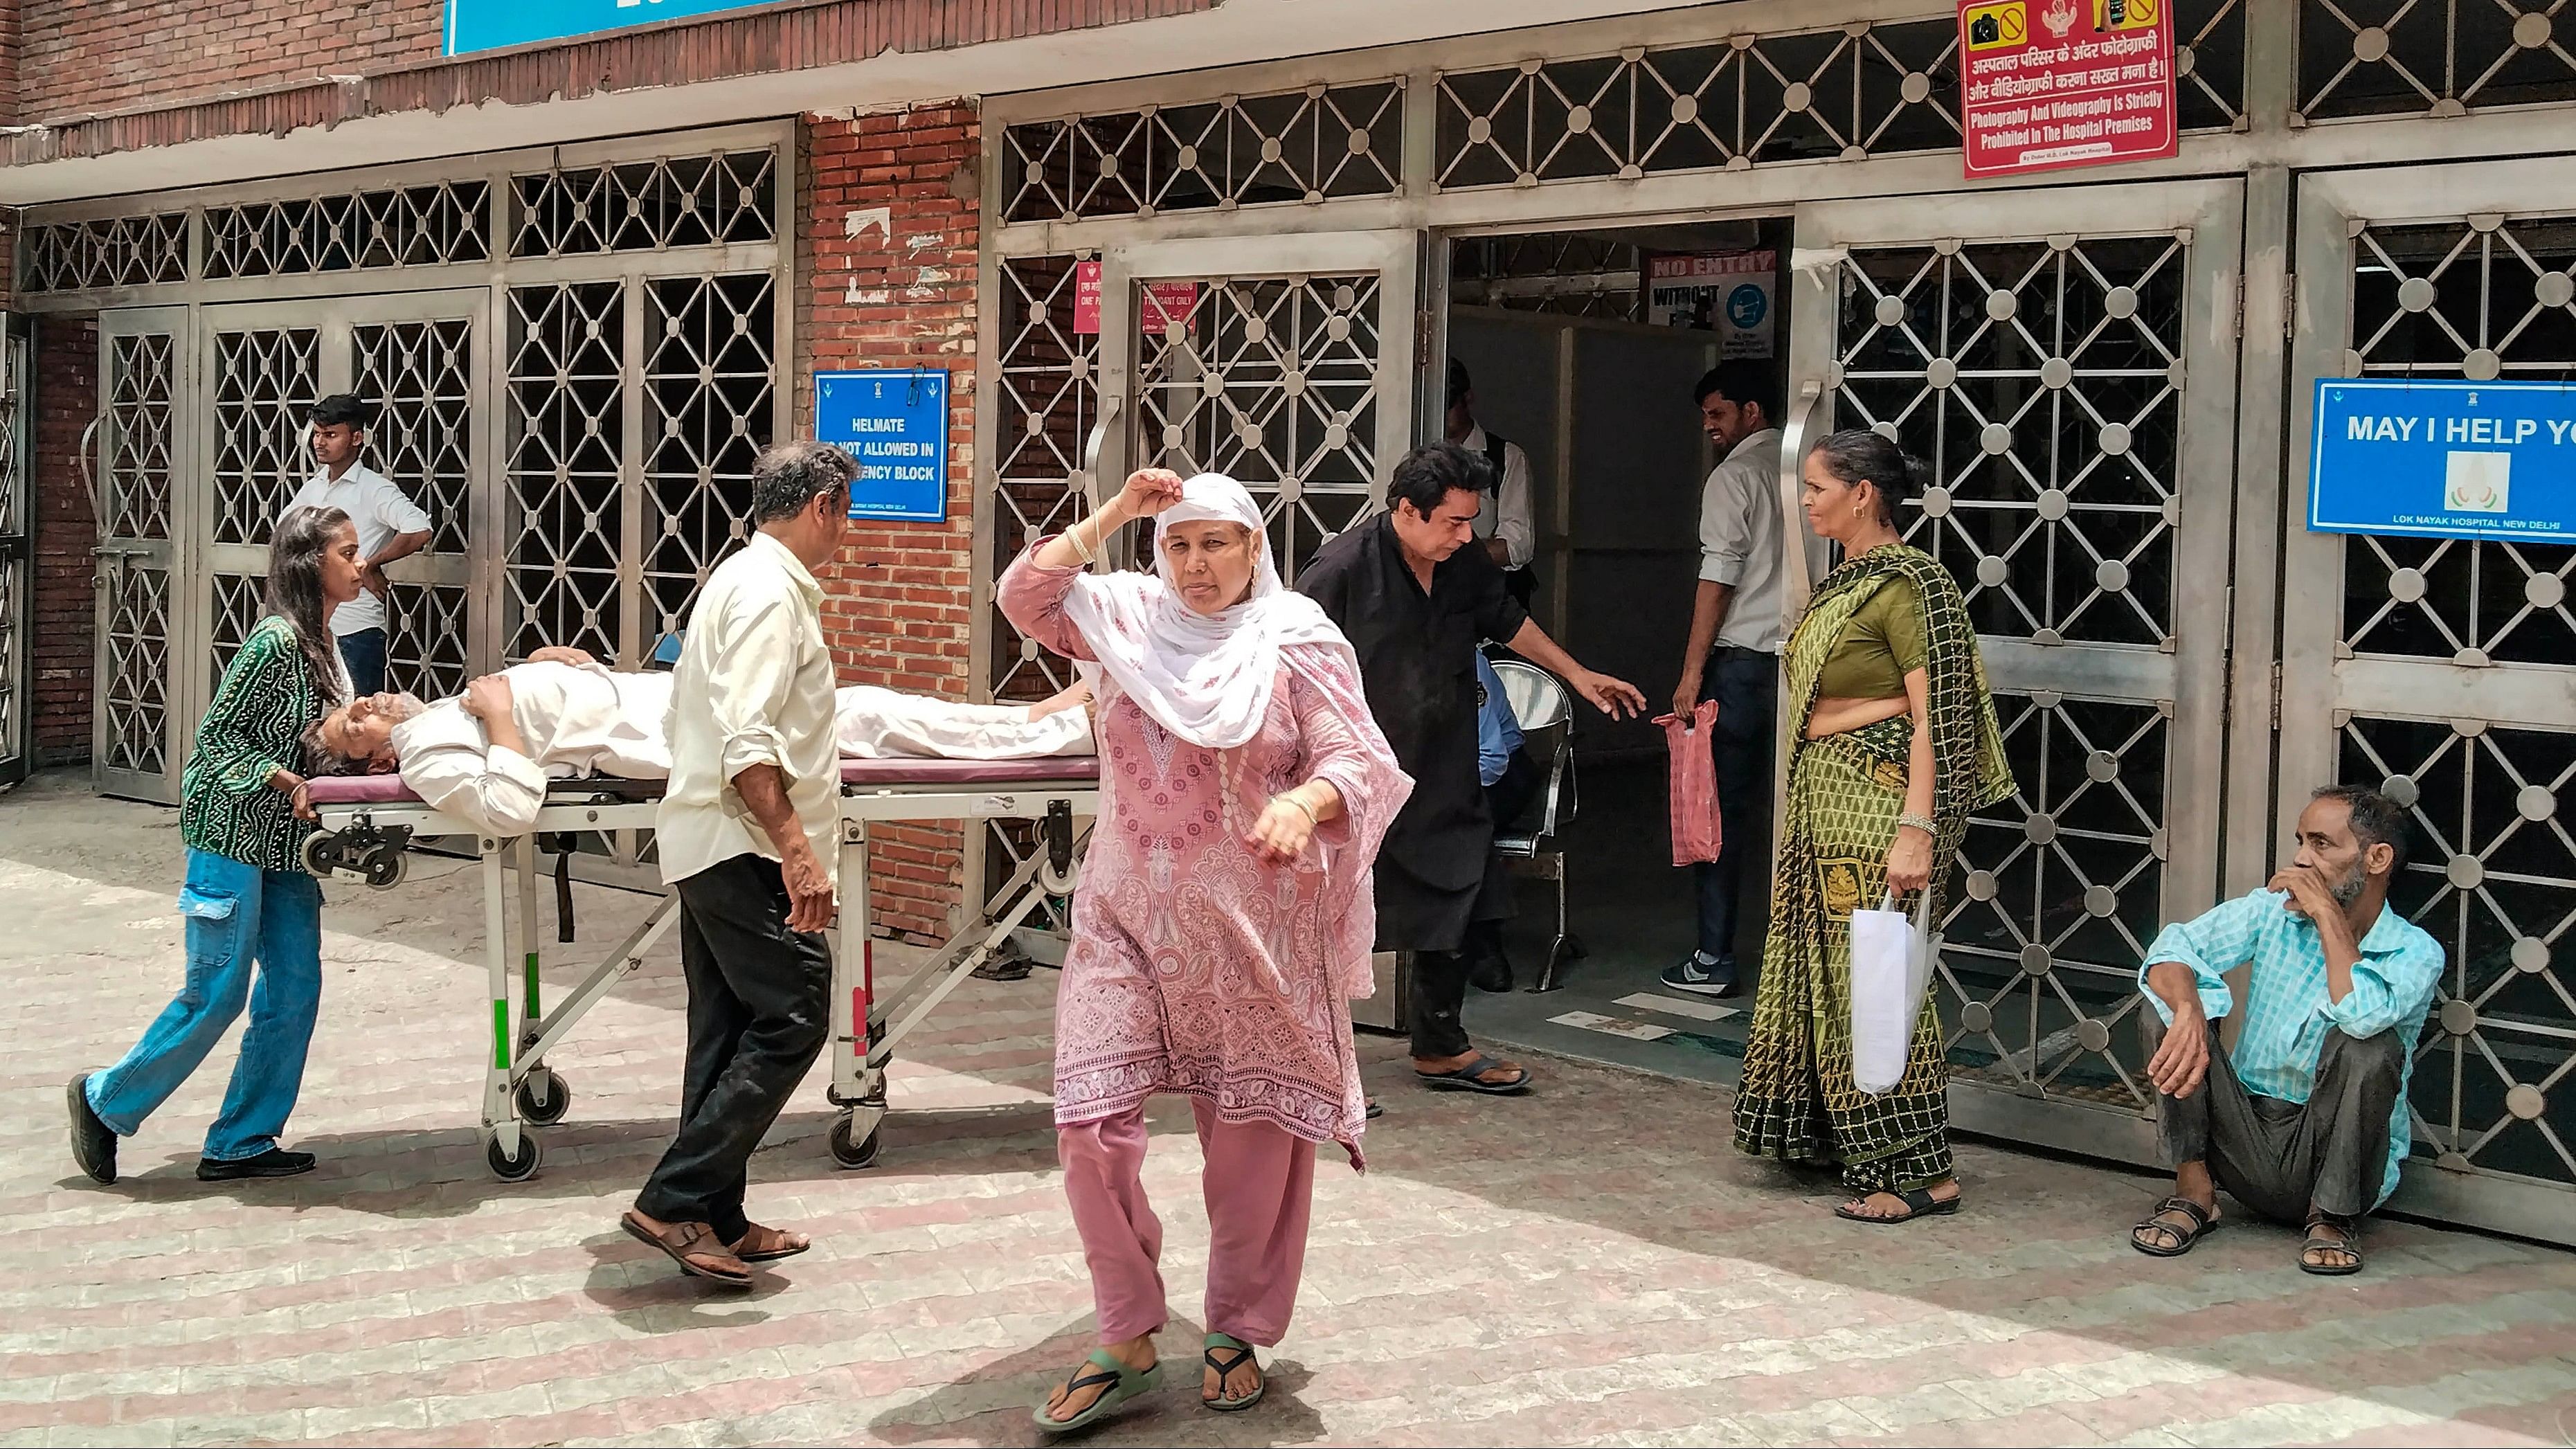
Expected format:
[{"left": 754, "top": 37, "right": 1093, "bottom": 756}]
[{"left": 307, "top": 754, "right": 1100, "bottom": 808}]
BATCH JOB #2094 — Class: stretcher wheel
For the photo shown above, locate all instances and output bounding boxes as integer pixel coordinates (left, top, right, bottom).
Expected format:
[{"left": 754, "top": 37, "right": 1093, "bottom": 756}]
[
  {"left": 485, "top": 1130, "right": 542, "bottom": 1182},
  {"left": 300, "top": 832, "right": 336, "bottom": 877},
  {"left": 361, "top": 848, "right": 407, "bottom": 889},
  {"left": 513, "top": 1068, "right": 570, "bottom": 1126},
  {"left": 829, "top": 1113, "right": 881, "bottom": 1169}
]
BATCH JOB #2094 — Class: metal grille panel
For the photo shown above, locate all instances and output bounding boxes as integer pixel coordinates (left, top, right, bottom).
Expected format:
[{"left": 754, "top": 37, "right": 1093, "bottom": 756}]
[
  {"left": 2343, "top": 717, "right": 2576, "bottom": 1191},
  {"left": 2298, "top": 0, "right": 2576, "bottom": 120},
  {"left": 993, "top": 256, "right": 1102, "bottom": 704},
  {"left": 2336, "top": 214, "right": 2576, "bottom": 667},
  {"left": 106, "top": 334, "right": 177, "bottom": 541},
  {"left": 1944, "top": 690, "right": 2172, "bottom": 1110},
  {"left": 644, "top": 274, "right": 777, "bottom": 645},
  {"left": 209, "top": 572, "right": 263, "bottom": 678},
  {"left": 386, "top": 583, "right": 471, "bottom": 700},
  {"left": 1005, "top": 82, "right": 1405, "bottom": 224},
  {"left": 1134, "top": 274, "right": 1383, "bottom": 582},
  {"left": 102, "top": 565, "right": 171, "bottom": 777},
  {"left": 505, "top": 282, "right": 627, "bottom": 665},
  {"left": 204, "top": 182, "right": 491, "bottom": 279},
  {"left": 511, "top": 150, "right": 777, "bottom": 258},
  {"left": 356, "top": 319, "right": 475, "bottom": 556},
  {"left": 20, "top": 215, "right": 188, "bottom": 294},
  {"left": 1837, "top": 235, "right": 2187, "bottom": 649},
  {"left": 210, "top": 329, "right": 321, "bottom": 548}
]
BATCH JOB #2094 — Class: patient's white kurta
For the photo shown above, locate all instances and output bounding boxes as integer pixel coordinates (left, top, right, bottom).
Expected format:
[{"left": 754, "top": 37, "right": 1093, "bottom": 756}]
[
  {"left": 831, "top": 685, "right": 1092, "bottom": 760},
  {"left": 391, "top": 664, "right": 674, "bottom": 834}
]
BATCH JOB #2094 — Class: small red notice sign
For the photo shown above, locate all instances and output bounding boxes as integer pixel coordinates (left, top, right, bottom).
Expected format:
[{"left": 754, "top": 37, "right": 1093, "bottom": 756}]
[
  {"left": 1958, "top": 0, "right": 2177, "bottom": 178},
  {"left": 1070, "top": 261, "right": 1199, "bottom": 337}
]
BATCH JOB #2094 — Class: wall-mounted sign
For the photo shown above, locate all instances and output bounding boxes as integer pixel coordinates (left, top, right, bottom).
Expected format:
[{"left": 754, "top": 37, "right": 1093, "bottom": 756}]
[
  {"left": 2309, "top": 379, "right": 2576, "bottom": 543},
  {"left": 818, "top": 369, "right": 950, "bottom": 523},
  {"left": 1646, "top": 251, "right": 1777, "bottom": 359},
  {"left": 446, "top": 0, "right": 780, "bottom": 55},
  {"left": 1958, "top": 0, "right": 2177, "bottom": 177},
  {"left": 1072, "top": 261, "right": 1201, "bottom": 336}
]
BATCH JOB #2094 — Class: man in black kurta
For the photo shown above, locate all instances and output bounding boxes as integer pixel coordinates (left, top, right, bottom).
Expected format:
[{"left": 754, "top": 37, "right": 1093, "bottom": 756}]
[{"left": 1301, "top": 442, "right": 1646, "bottom": 1093}]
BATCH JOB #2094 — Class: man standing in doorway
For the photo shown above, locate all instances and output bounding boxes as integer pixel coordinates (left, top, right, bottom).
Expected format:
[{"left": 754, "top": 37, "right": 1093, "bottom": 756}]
[
  {"left": 1662, "top": 363, "right": 1785, "bottom": 999},
  {"left": 280, "top": 393, "right": 431, "bottom": 696},
  {"left": 1445, "top": 358, "right": 1539, "bottom": 610},
  {"left": 1301, "top": 442, "right": 1646, "bottom": 1095},
  {"left": 621, "top": 440, "right": 855, "bottom": 1288}
]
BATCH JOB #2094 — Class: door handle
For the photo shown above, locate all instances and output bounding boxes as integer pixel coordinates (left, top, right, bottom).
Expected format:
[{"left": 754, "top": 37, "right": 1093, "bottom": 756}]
[
  {"left": 1080, "top": 392, "right": 1123, "bottom": 573},
  {"left": 1778, "top": 379, "right": 1828, "bottom": 618},
  {"left": 78, "top": 417, "right": 103, "bottom": 533}
]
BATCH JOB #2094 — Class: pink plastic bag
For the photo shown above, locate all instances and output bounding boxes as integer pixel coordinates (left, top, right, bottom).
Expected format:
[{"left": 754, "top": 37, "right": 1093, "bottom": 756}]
[{"left": 1659, "top": 701, "right": 1724, "bottom": 867}]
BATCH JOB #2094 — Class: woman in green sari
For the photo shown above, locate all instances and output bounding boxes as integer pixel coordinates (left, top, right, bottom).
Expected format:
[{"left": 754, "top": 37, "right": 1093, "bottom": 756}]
[{"left": 1733, "top": 429, "right": 2014, "bottom": 1224}]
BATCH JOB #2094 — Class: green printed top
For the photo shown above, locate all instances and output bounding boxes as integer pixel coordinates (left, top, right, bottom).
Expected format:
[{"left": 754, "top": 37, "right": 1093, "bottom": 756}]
[{"left": 179, "top": 615, "right": 334, "bottom": 872}]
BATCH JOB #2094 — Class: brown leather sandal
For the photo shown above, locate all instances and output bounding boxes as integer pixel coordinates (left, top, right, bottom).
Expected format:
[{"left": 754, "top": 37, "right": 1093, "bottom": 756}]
[
  {"left": 729, "top": 1222, "right": 812, "bottom": 1263},
  {"left": 621, "top": 1209, "right": 753, "bottom": 1286}
]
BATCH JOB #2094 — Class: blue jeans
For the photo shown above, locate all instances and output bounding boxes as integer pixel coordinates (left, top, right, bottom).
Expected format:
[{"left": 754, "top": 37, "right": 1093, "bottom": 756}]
[
  {"left": 86, "top": 849, "right": 325, "bottom": 1162},
  {"left": 336, "top": 627, "right": 386, "bottom": 696},
  {"left": 1693, "top": 647, "right": 1778, "bottom": 965}
]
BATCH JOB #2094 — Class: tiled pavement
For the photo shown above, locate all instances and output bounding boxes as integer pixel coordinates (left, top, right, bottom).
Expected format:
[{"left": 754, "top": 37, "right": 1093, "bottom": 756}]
[{"left": 4, "top": 771, "right": 2574, "bottom": 1448}]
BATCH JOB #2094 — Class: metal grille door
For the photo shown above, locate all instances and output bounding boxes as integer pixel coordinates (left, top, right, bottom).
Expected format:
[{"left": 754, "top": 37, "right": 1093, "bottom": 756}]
[
  {"left": 0, "top": 321, "right": 27, "bottom": 789},
  {"left": 2285, "top": 158, "right": 2576, "bottom": 1245},
  {"left": 93, "top": 308, "right": 190, "bottom": 802},
  {"left": 1790, "top": 181, "right": 2244, "bottom": 1162}
]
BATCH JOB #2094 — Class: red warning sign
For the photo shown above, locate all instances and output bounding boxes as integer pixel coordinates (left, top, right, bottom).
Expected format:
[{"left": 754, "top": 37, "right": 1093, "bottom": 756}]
[{"left": 1958, "top": 0, "right": 2177, "bottom": 178}]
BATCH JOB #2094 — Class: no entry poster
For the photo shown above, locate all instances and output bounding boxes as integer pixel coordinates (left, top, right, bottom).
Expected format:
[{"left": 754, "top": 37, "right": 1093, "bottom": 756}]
[{"left": 1957, "top": 0, "right": 2177, "bottom": 177}]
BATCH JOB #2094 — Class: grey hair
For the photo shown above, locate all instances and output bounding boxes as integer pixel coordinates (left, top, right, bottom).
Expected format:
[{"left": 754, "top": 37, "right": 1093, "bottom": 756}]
[
  {"left": 2313, "top": 783, "right": 2410, "bottom": 875},
  {"left": 300, "top": 692, "right": 427, "bottom": 777},
  {"left": 748, "top": 440, "right": 862, "bottom": 525}
]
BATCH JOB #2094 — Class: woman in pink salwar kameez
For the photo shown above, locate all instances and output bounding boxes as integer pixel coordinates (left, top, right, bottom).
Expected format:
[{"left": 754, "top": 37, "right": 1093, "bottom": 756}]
[{"left": 998, "top": 468, "right": 1411, "bottom": 1434}]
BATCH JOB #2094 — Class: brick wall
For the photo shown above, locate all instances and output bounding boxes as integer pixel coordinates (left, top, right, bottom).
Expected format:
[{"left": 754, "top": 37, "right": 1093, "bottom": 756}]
[
  {"left": 19, "top": 0, "right": 440, "bottom": 122},
  {"left": 800, "top": 104, "right": 982, "bottom": 942},
  {"left": 31, "top": 314, "right": 94, "bottom": 763}
]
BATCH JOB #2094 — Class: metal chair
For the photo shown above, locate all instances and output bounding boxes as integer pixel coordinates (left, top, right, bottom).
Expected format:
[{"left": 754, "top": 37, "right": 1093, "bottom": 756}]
[{"left": 1488, "top": 658, "right": 1583, "bottom": 991}]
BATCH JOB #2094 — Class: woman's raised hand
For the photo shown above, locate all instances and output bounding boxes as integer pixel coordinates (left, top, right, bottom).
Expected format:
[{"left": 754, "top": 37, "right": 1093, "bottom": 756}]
[{"left": 1111, "top": 468, "right": 1187, "bottom": 521}]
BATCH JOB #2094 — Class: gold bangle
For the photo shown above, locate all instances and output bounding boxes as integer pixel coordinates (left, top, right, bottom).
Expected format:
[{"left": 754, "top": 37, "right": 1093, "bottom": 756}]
[{"left": 1278, "top": 792, "right": 1317, "bottom": 826}]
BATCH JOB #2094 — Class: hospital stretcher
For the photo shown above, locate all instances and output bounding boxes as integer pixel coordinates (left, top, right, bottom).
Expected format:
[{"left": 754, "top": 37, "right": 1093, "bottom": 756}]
[{"left": 303, "top": 757, "right": 1097, "bottom": 1181}]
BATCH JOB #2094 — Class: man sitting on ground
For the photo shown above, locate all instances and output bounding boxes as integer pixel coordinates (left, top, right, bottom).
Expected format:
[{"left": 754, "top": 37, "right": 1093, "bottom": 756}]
[
  {"left": 2128, "top": 784, "right": 2442, "bottom": 1276},
  {"left": 307, "top": 650, "right": 1091, "bottom": 834}
]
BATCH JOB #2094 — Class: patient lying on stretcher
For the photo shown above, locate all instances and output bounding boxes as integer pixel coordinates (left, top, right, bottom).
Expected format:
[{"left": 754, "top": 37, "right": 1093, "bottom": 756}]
[{"left": 303, "top": 646, "right": 1093, "bottom": 834}]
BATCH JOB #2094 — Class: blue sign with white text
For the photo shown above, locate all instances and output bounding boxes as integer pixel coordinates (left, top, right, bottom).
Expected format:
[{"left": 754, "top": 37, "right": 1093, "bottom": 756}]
[
  {"left": 818, "top": 370, "right": 950, "bottom": 523},
  {"left": 2309, "top": 379, "right": 2576, "bottom": 543},
  {"left": 445, "top": 0, "right": 780, "bottom": 56}
]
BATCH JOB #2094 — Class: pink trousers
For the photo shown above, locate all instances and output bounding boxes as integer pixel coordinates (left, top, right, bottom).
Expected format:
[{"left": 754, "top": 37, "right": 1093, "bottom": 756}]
[{"left": 1057, "top": 1100, "right": 1318, "bottom": 1347}]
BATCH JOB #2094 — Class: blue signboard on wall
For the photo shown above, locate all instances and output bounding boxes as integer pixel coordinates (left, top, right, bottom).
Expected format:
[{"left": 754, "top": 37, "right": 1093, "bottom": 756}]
[
  {"left": 446, "top": 0, "right": 781, "bottom": 56},
  {"left": 818, "top": 370, "right": 950, "bottom": 523},
  {"left": 2309, "top": 379, "right": 2576, "bottom": 543}
]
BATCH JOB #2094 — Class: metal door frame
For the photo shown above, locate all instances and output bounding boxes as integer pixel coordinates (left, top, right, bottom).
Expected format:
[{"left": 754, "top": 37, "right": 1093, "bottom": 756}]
[
  {"left": 2282, "top": 156, "right": 2576, "bottom": 1245},
  {"left": 92, "top": 305, "right": 193, "bottom": 802},
  {"left": 190, "top": 290, "right": 492, "bottom": 728},
  {"left": 1786, "top": 176, "right": 2247, "bottom": 1164},
  {"left": 0, "top": 316, "right": 29, "bottom": 789}
]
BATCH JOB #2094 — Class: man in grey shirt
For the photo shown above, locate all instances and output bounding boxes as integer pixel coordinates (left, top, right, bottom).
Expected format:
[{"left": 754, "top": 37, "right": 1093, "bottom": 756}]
[{"left": 1664, "top": 363, "right": 1785, "bottom": 998}]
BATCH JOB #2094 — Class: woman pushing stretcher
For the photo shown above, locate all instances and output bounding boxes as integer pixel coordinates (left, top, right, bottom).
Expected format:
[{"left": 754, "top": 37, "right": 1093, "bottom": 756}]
[{"left": 300, "top": 648, "right": 1094, "bottom": 835}]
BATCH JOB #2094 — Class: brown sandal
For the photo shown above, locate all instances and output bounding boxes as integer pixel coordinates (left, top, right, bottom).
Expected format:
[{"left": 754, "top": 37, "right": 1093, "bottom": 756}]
[
  {"left": 729, "top": 1222, "right": 812, "bottom": 1263},
  {"left": 621, "top": 1209, "right": 753, "bottom": 1286}
]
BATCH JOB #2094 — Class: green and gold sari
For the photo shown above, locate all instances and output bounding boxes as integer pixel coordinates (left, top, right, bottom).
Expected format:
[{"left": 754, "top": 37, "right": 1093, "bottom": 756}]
[{"left": 1731, "top": 544, "right": 2014, "bottom": 1194}]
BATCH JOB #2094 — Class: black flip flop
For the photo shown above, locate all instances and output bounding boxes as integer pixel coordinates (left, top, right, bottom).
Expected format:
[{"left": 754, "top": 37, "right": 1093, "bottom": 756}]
[
  {"left": 1415, "top": 1054, "right": 1531, "bottom": 1095},
  {"left": 2300, "top": 1210, "right": 2365, "bottom": 1275},
  {"left": 2130, "top": 1196, "right": 2219, "bottom": 1257},
  {"left": 1834, "top": 1186, "right": 1962, "bottom": 1224}
]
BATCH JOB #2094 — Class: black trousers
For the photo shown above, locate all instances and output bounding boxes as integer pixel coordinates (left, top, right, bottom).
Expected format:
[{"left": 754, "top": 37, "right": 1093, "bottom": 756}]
[
  {"left": 636, "top": 853, "right": 832, "bottom": 1243},
  {"left": 1692, "top": 646, "right": 1777, "bottom": 964},
  {"left": 2150, "top": 1018, "right": 2406, "bottom": 1222}
]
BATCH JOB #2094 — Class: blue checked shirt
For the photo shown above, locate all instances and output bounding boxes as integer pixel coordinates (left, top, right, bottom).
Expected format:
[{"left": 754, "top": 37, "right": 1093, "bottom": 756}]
[
  {"left": 2138, "top": 890, "right": 2445, "bottom": 1207},
  {"left": 1475, "top": 653, "right": 1523, "bottom": 789}
]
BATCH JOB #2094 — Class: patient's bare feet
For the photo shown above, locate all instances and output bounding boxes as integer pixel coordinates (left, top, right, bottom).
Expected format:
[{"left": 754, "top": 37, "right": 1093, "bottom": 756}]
[{"left": 1030, "top": 678, "right": 1093, "bottom": 721}]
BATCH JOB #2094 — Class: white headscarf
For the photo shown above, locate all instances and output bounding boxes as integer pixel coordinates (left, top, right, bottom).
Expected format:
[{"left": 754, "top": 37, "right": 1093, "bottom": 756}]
[{"left": 1059, "top": 474, "right": 1349, "bottom": 750}]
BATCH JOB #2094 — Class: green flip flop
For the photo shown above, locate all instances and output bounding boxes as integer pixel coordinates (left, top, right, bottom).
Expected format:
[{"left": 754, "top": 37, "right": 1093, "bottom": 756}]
[
  {"left": 1203, "top": 1333, "right": 1265, "bottom": 1413},
  {"left": 1034, "top": 1349, "right": 1162, "bottom": 1434}
]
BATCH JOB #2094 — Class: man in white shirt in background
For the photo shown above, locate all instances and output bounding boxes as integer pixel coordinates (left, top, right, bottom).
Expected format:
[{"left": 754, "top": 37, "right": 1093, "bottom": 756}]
[
  {"left": 278, "top": 393, "right": 431, "bottom": 695},
  {"left": 1445, "top": 357, "right": 1539, "bottom": 609},
  {"left": 1662, "top": 363, "right": 1785, "bottom": 1000},
  {"left": 622, "top": 439, "right": 856, "bottom": 1290}
]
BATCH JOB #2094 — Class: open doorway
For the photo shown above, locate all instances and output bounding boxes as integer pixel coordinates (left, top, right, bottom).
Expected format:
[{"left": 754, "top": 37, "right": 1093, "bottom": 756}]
[{"left": 1440, "top": 215, "right": 1792, "bottom": 1084}]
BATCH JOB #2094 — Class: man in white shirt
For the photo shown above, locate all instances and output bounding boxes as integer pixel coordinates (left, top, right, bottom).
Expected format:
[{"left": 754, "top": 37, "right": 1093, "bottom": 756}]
[
  {"left": 303, "top": 654, "right": 1094, "bottom": 836},
  {"left": 622, "top": 440, "right": 856, "bottom": 1290},
  {"left": 1445, "top": 358, "right": 1539, "bottom": 609},
  {"left": 1662, "top": 363, "right": 1785, "bottom": 999},
  {"left": 278, "top": 394, "right": 432, "bottom": 695}
]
